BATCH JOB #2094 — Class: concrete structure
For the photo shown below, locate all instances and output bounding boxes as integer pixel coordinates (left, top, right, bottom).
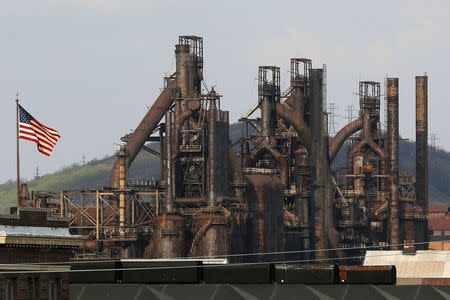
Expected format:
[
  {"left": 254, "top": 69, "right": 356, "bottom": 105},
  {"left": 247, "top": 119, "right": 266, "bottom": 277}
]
[{"left": 364, "top": 250, "right": 450, "bottom": 285}]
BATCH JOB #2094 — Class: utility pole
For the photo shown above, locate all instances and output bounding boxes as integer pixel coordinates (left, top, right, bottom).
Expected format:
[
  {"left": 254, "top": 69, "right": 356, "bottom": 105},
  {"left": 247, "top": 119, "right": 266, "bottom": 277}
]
[
  {"left": 346, "top": 104, "right": 355, "bottom": 123},
  {"left": 327, "top": 102, "right": 337, "bottom": 135},
  {"left": 429, "top": 134, "right": 439, "bottom": 150}
]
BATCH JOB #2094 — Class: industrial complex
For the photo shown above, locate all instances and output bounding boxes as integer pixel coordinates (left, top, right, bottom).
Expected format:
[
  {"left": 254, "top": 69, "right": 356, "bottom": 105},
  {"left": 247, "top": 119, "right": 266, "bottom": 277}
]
[{"left": 16, "top": 35, "right": 430, "bottom": 264}]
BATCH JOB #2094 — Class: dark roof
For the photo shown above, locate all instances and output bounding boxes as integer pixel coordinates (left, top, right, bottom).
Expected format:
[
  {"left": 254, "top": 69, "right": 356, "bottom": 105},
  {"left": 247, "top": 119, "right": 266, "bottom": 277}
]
[{"left": 0, "top": 207, "right": 68, "bottom": 228}]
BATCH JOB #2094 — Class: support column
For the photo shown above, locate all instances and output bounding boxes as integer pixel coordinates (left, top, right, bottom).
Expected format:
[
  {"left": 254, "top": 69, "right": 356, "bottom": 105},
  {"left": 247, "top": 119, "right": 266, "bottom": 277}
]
[
  {"left": 165, "top": 111, "right": 174, "bottom": 213},
  {"left": 208, "top": 99, "right": 217, "bottom": 206},
  {"left": 415, "top": 75, "right": 429, "bottom": 249},
  {"left": 387, "top": 78, "right": 400, "bottom": 249},
  {"left": 309, "top": 68, "right": 328, "bottom": 261},
  {"left": 116, "top": 146, "right": 128, "bottom": 238}
]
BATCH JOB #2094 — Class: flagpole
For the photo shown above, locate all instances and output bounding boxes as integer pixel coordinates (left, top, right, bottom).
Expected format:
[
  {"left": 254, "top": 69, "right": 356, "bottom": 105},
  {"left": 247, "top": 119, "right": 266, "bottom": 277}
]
[{"left": 16, "top": 92, "right": 21, "bottom": 210}]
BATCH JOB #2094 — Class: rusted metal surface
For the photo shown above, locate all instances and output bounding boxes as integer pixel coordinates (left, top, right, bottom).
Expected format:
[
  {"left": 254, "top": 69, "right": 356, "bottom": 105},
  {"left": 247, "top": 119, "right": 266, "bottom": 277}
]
[
  {"left": 110, "top": 80, "right": 176, "bottom": 187},
  {"left": 416, "top": 75, "right": 429, "bottom": 249},
  {"left": 246, "top": 174, "right": 284, "bottom": 261},
  {"left": 275, "top": 100, "right": 311, "bottom": 151},
  {"left": 329, "top": 117, "right": 363, "bottom": 162},
  {"left": 309, "top": 68, "right": 328, "bottom": 261},
  {"left": 165, "top": 111, "right": 174, "bottom": 213},
  {"left": 145, "top": 213, "right": 185, "bottom": 258},
  {"left": 207, "top": 98, "right": 217, "bottom": 206},
  {"left": 189, "top": 211, "right": 229, "bottom": 258},
  {"left": 116, "top": 146, "right": 128, "bottom": 238},
  {"left": 175, "top": 44, "right": 193, "bottom": 98},
  {"left": 29, "top": 36, "right": 432, "bottom": 262},
  {"left": 387, "top": 78, "right": 400, "bottom": 249}
]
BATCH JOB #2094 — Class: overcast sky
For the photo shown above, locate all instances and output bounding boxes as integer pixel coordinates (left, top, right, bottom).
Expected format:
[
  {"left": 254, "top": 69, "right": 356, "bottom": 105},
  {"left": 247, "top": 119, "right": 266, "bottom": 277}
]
[{"left": 1, "top": 0, "right": 449, "bottom": 183}]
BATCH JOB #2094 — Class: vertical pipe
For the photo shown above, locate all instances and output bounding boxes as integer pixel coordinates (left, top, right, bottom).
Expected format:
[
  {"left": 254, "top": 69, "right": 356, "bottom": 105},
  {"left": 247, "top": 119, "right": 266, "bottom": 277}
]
[
  {"left": 60, "top": 191, "right": 64, "bottom": 218},
  {"left": 208, "top": 99, "right": 217, "bottom": 206},
  {"left": 175, "top": 44, "right": 192, "bottom": 99},
  {"left": 117, "top": 147, "right": 127, "bottom": 238},
  {"left": 165, "top": 111, "right": 174, "bottom": 213},
  {"left": 96, "top": 191, "right": 100, "bottom": 241},
  {"left": 159, "top": 123, "right": 165, "bottom": 179},
  {"left": 156, "top": 190, "right": 159, "bottom": 215},
  {"left": 295, "top": 148, "right": 310, "bottom": 258},
  {"left": 261, "top": 95, "right": 272, "bottom": 137},
  {"left": 131, "top": 196, "right": 135, "bottom": 225},
  {"left": 416, "top": 75, "right": 429, "bottom": 248},
  {"left": 387, "top": 78, "right": 400, "bottom": 249},
  {"left": 309, "top": 68, "right": 328, "bottom": 260},
  {"left": 175, "top": 43, "right": 191, "bottom": 145}
]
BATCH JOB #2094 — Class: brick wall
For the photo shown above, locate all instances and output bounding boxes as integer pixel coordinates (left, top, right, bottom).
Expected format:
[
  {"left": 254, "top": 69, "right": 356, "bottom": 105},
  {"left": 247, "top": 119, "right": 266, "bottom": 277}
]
[
  {"left": 0, "top": 248, "right": 73, "bottom": 264},
  {"left": 0, "top": 248, "right": 72, "bottom": 299},
  {"left": 0, "top": 207, "right": 68, "bottom": 228},
  {"left": 0, "top": 273, "right": 69, "bottom": 300},
  {"left": 0, "top": 207, "right": 78, "bottom": 299}
]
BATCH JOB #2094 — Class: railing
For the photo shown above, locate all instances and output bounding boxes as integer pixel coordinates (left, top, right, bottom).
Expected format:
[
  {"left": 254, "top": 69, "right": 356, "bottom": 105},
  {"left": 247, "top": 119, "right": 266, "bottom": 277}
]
[
  {"left": 180, "top": 145, "right": 202, "bottom": 152},
  {"left": 242, "top": 168, "right": 277, "bottom": 175}
]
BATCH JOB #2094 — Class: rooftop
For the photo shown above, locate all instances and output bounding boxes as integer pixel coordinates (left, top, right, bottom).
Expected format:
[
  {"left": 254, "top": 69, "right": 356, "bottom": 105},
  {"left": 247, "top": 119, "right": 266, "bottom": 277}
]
[
  {"left": 364, "top": 250, "right": 450, "bottom": 278},
  {"left": 0, "top": 207, "right": 84, "bottom": 248},
  {"left": 429, "top": 218, "right": 450, "bottom": 231},
  {"left": 429, "top": 204, "right": 449, "bottom": 214}
]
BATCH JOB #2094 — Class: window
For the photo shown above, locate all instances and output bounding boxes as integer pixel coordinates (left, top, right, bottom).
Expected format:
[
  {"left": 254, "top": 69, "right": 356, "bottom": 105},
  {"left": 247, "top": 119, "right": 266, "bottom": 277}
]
[
  {"left": 433, "top": 230, "right": 442, "bottom": 236},
  {"left": 4, "top": 278, "right": 16, "bottom": 300},
  {"left": 28, "top": 276, "right": 40, "bottom": 299},
  {"left": 48, "top": 278, "right": 60, "bottom": 300}
]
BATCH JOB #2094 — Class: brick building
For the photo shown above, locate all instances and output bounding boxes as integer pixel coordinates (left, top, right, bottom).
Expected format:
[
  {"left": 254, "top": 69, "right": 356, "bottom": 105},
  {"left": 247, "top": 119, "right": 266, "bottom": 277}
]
[
  {"left": 0, "top": 207, "right": 84, "bottom": 299},
  {"left": 428, "top": 204, "right": 450, "bottom": 250}
]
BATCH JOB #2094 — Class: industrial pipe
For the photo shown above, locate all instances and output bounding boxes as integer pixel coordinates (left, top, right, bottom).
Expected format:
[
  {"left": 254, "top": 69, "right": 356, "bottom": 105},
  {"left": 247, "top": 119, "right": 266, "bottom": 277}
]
[
  {"left": 116, "top": 146, "right": 127, "bottom": 238},
  {"left": 329, "top": 117, "right": 363, "bottom": 162},
  {"left": 387, "top": 78, "right": 400, "bottom": 249},
  {"left": 175, "top": 44, "right": 193, "bottom": 98},
  {"left": 295, "top": 148, "right": 311, "bottom": 258},
  {"left": 261, "top": 95, "right": 273, "bottom": 137},
  {"left": 208, "top": 99, "right": 217, "bottom": 206},
  {"left": 309, "top": 68, "right": 328, "bottom": 260},
  {"left": 165, "top": 111, "right": 174, "bottom": 213},
  {"left": 110, "top": 80, "right": 176, "bottom": 187},
  {"left": 276, "top": 102, "right": 311, "bottom": 151},
  {"left": 415, "top": 75, "right": 429, "bottom": 249}
]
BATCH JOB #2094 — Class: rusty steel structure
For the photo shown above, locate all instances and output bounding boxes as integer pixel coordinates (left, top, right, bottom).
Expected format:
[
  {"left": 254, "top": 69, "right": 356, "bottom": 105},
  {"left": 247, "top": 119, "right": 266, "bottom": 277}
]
[
  {"left": 23, "top": 36, "right": 431, "bottom": 263},
  {"left": 415, "top": 75, "right": 429, "bottom": 249}
]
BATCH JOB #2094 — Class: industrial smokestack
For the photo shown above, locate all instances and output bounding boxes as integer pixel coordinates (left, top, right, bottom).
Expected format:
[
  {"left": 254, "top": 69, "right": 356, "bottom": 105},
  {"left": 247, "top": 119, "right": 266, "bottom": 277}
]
[
  {"left": 165, "top": 111, "right": 174, "bottom": 213},
  {"left": 415, "top": 75, "right": 429, "bottom": 249},
  {"left": 207, "top": 97, "right": 217, "bottom": 206},
  {"left": 116, "top": 146, "right": 128, "bottom": 238},
  {"left": 175, "top": 44, "right": 192, "bottom": 98},
  {"left": 309, "top": 68, "right": 328, "bottom": 260},
  {"left": 387, "top": 78, "right": 400, "bottom": 249}
]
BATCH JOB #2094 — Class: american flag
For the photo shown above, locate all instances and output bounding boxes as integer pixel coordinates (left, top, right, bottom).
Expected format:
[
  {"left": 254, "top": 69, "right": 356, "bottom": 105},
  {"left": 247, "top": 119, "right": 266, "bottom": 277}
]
[{"left": 18, "top": 105, "right": 61, "bottom": 156}]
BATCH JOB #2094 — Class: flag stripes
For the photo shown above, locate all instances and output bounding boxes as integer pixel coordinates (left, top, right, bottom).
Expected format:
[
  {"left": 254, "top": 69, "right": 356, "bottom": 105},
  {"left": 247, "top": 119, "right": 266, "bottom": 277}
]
[{"left": 18, "top": 105, "right": 61, "bottom": 156}]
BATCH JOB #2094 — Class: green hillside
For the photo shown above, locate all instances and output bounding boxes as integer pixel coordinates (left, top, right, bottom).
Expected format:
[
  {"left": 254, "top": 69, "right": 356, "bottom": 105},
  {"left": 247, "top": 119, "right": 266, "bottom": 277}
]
[
  {"left": 0, "top": 151, "right": 160, "bottom": 212},
  {"left": 1, "top": 123, "right": 449, "bottom": 212}
]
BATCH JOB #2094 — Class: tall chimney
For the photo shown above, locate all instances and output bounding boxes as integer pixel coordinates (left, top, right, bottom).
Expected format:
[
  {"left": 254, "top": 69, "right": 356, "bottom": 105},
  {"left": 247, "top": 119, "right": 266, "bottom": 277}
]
[
  {"left": 165, "top": 111, "right": 174, "bottom": 213},
  {"left": 387, "top": 78, "right": 400, "bottom": 249},
  {"left": 415, "top": 75, "right": 429, "bottom": 249},
  {"left": 309, "top": 68, "right": 328, "bottom": 260}
]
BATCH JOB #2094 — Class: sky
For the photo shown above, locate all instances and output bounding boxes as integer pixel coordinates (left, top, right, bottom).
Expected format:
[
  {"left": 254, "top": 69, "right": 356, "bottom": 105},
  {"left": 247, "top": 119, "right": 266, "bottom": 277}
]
[{"left": 1, "top": 0, "right": 449, "bottom": 183}]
